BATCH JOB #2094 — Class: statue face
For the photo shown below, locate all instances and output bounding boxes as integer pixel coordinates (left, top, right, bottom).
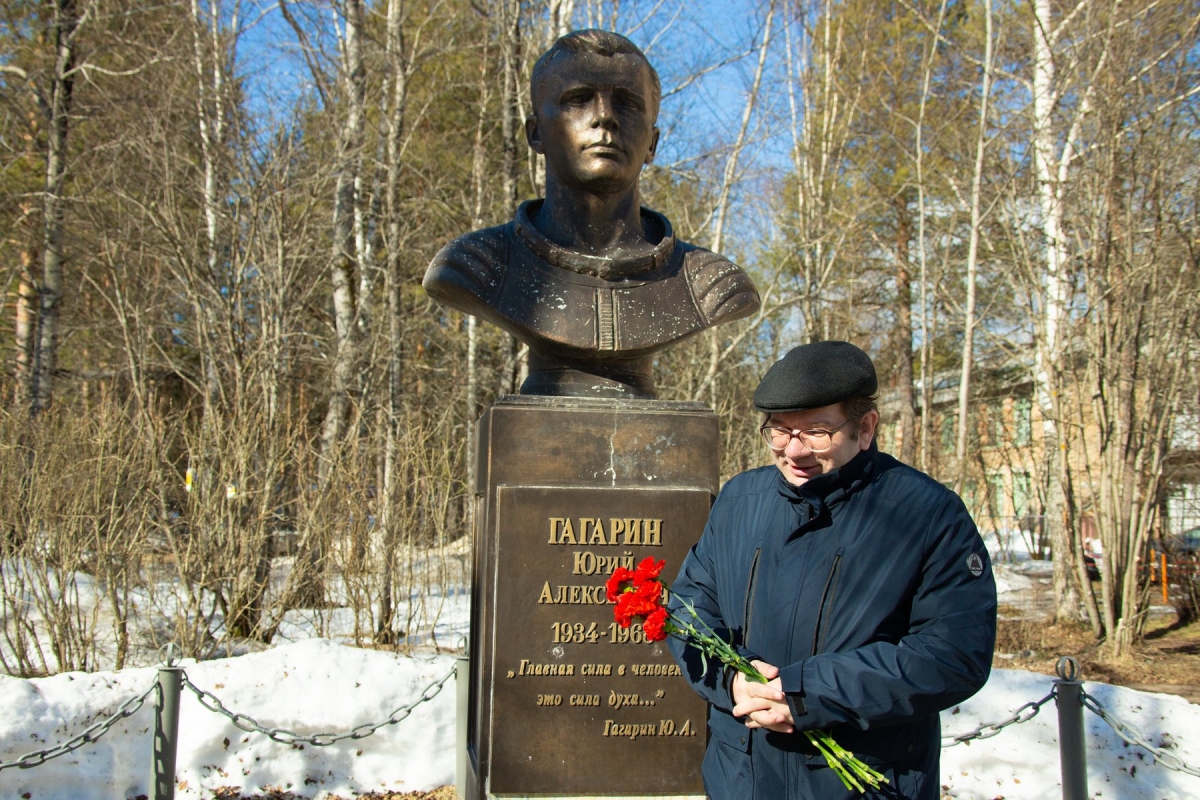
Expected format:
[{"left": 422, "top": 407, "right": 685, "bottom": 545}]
[{"left": 526, "top": 51, "right": 660, "bottom": 194}]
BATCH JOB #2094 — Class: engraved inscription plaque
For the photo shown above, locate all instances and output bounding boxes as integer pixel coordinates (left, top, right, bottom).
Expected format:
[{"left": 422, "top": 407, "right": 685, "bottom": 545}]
[
  {"left": 466, "top": 396, "right": 715, "bottom": 799},
  {"left": 489, "top": 486, "right": 709, "bottom": 794}
]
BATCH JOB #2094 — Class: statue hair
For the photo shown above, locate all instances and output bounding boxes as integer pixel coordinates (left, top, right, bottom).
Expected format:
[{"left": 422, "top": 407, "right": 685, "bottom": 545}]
[{"left": 530, "top": 29, "right": 661, "bottom": 116}]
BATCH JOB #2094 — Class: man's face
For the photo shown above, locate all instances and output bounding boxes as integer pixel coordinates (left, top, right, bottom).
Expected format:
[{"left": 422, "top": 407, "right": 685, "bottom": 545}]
[
  {"left": 526, "top": 51, "right": 659, "bottom": 194},
  {"left": 764, "top": 404, "right": 879, "bottom": 487}
]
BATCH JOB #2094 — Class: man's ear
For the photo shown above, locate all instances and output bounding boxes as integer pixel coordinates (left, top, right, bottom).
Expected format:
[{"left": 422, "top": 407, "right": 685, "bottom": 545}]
[
  {"left": 644, "top": 126, "right": 660, "bottom": 165},
  {"left": 525, "top": 114, "right": 544, "bottom": 154},
  {"left": 857, "top": 410, "right": 880, "bottom": 451}
]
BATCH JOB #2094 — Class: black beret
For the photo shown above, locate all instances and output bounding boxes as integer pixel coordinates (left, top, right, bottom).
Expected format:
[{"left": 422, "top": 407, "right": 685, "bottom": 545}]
[{"left": 753, "top": 341, "right": 877, "bottom": 413}]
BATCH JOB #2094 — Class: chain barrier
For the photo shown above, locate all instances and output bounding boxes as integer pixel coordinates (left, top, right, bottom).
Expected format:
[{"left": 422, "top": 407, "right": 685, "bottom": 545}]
[
  {"left": 7, "top": 656, "right": 1199, "bottom": 788},
  {"left": 0, "top": 681, "right": 158, "bottom": 772},
  {"left": 941, "top": 689, "right": 1057, "bottom": 748},
  {"left": 181, "top": 666, "right": 456, "bottom": 747},
  {"left": 1081, "top": 690, "right": 1200, "bottom": 777},
  {"left": 1, "top": 660, "right": 454, "bottom": 773}
]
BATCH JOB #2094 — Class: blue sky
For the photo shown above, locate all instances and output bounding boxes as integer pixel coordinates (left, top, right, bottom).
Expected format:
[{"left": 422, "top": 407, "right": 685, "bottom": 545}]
[{"left": 226, "top": 0, "right": 784, "bottom": 252}]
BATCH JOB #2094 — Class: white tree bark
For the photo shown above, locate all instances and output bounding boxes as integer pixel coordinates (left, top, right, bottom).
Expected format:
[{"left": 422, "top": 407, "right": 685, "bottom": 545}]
[
  {"left": 30, "top": 0, "right": 84, "bottom": 416},
  {"left": 319, "top": 0, "right": 367, "bottom": 479},
  {"left": 915, "top": 0, "right": 949, "bottom": 473},
  {"left": 189, "top": 0, "right": 235, "bottom": 414},
  {"left": 954, "top": 0, "right": 993, "bottom": 488},
  {"left": 1030, "top": 0, "right": 1099, "bottom": 623}
]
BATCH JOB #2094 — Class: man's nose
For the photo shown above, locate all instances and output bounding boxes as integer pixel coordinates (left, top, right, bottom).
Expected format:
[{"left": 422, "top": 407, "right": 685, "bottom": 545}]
[{"left": 784, "top": 435, "right": 812, "bottom": 457}]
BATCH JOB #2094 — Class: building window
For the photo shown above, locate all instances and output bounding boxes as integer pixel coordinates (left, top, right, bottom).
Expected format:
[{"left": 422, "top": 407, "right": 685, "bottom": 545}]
[
  {"left": 987, "top": 473, "right": 1007, "bottom": 519},
  {"left": 1014, "top": 397, "right": 1032, "bottom": 446},
  {"left": 1013, "top": 471, "right": 1031, "bottom": 517},
  {"left": 987, "top": 402, "right": 1005, "bottom": 447},
  {"left": 1167, "top": 483, "right": 1200, "bottom": 535}
]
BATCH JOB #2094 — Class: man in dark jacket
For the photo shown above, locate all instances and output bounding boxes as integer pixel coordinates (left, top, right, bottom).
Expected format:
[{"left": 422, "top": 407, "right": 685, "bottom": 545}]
[{"left": 668, "top": 341, "right": 997, "bottom": 799}]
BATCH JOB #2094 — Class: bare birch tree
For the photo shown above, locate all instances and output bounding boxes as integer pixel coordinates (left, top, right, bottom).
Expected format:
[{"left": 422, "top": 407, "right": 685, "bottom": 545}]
[
  {"left": 913, "top": 0, "right": 949, "bottom": 473},
  {"left": 319, "top": 0, "right": 367, "bottom": 477},
  {"left": 953, "top": 0, "right": 994, "bottom": 490},
  {"left": 781, "top": 0, "right": 862, "bottom": 347},
  {"left": 1026, "top": 0, "right": 1123, "bottom": 623},
  {"left": 4, "top": 0, "right": 88, "bottom": 416},
  {"left": 1066, "top": 1, "right": 1200, "bottom": 655}
]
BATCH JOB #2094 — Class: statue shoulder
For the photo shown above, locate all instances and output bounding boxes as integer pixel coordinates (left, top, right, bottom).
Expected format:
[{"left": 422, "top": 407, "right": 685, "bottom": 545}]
[
  {"left": 423, "top": 224, "right": 510, "bottom": 310},
  {"left": 678, "top": 243, "right": 761, "bottom": 326}
]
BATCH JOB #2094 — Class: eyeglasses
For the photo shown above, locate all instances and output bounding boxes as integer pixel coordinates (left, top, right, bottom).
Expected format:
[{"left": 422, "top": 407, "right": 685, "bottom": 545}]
[{"left": 759, "top": 419, "right": 851, "bottom": 453}]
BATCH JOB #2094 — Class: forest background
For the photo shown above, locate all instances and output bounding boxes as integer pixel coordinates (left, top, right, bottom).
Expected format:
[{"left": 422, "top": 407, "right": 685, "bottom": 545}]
[{"left": 1, "top": 0, "right": 1198, "bottom": 678}]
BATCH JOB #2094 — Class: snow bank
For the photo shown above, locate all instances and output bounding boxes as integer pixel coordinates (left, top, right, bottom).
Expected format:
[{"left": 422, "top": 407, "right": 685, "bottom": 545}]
[
  {"left": 941, "top": 669, "right": 1200, "bottom": 799},
  {"left": 2, "top": 644, "right": 1198, "bottom": 800},
  {"left": 0, "top": 640, "right": 456, "bottom": 799}
]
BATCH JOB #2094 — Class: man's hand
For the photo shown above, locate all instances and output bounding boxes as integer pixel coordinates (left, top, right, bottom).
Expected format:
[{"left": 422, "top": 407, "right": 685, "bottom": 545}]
[{"left": 731, "top": 660, "right": 795, "bottom": 733}]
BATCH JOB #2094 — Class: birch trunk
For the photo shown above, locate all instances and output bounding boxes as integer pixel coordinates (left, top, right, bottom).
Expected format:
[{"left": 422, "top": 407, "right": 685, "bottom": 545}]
[
  {"left": 319, "top": 0, "right": 367, "bottom": 478},
  {"left": 915, "top": 0, "right": 949, "bottom": 473},
  {"left": 954, "top": 0, "right": 993, "bottom": 492},
  {"left": 14, "top": 249, "right": 36, "bottom": 408},
  {"left": 377, "top": 0, "right": 408, "bottom": 643},
  {"left": 1031, "top": 0, "right": 1090, "bottom": 623},
  {"left": 464, "top": 35, "right": 491, "bottom": 505},
  {"left": 294, "top": 0, "right": 367, "bottom": 610},
  {"left": 30, "top": 0, "right": 80, "bottom": 416},
  {"left": 892, "top": 198, "right": 916, "bottom": 464}
]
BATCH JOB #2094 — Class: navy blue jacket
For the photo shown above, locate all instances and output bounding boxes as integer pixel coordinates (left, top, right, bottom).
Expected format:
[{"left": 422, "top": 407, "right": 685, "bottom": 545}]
[{"left": 668, "top": 446, "right": 996, "bottom": 799}]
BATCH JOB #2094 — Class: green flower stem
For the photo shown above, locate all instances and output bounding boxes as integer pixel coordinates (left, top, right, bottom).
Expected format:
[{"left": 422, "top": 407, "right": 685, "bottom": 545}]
[
  {"left": 806, "top": 731, "right": 865, "bottom": 792},
  {"left": 665, "top": 597, "right": 889, "bottom": 795},
  {"left": 814, "top": 733, "right": 887, "bottom": 787}
]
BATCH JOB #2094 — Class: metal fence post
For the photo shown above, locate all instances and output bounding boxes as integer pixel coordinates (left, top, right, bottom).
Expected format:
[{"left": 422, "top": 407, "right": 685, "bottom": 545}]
[
  {"left": 455, "top": 649, "right": 470, "bottom": 800},
  {"left": 152, "top": 647, "right": 184, "bottom": 800},
  {"left": 1054, "top": 656, "right": 1088, "bottom": 800}
]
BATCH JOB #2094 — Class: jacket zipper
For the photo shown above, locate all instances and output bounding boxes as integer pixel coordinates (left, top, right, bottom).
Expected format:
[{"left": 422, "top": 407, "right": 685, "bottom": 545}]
[
  {"left": 741, "top": 547, "right": 762, "bottom": 647},
  {"left": 810, "top": 550, "right": 843, "bottom": 656}
]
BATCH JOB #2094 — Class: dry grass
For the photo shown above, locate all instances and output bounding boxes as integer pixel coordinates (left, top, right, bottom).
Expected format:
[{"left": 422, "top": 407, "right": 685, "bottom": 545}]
[{"left": 994, "top": 611, "right": 1200, "bottom": 696}]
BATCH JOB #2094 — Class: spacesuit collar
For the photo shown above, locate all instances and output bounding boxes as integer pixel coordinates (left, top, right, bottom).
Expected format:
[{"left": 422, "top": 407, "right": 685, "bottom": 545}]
[{"left": 514, "top": 199, "right": 676, "bottom": 280}]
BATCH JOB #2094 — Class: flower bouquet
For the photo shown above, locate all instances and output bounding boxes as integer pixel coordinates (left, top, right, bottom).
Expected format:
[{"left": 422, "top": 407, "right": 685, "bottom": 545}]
[{"left": 606, "top": 557, "right": 888, "bottom": 794}]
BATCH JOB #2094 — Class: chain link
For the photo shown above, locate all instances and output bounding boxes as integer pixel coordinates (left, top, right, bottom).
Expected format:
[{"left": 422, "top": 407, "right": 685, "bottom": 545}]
[
  {"left": 1081, "top": 690, "right": 1200, "bottom": 777},
  {"left": 0, "top": 681, "right": 158, "bottom": 772},
  {"left": 941, "top": 690, "right": 1056, "bottom": 748},
  {"left": 181, "top": 666, "right": 455, "bottom": 747}
]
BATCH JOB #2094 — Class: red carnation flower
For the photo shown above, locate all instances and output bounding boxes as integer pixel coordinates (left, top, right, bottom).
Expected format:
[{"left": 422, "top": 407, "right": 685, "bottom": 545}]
[
  {"left": 635, "top": 578, "right": 662, "bottom": 605},
  {"left": 633, "top": 557, "right": 666, "bottom": 585},
  {"left": 613, "top": 593, "right": 640, "bottom": 627},
  {"left": 605, "top": 566, "right": 634, "bottom": 603},
  {"left": 643, "top": 607, "right": 670, "bottom": 642}
]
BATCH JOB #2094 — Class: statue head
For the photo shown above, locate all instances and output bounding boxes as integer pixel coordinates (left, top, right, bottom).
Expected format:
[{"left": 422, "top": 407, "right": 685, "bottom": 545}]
[
  {"left": 424, "top": 30, "right": 760, "bottom": 400},
  {"left": 526, "top": 30, "right": 661, "bottom": 196}
]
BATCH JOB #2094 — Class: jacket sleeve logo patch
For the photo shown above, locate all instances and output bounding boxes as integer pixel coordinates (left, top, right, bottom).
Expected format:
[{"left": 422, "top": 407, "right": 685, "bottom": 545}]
[{"left": 966, "top": 553, "right": 985, "bottom": 577}]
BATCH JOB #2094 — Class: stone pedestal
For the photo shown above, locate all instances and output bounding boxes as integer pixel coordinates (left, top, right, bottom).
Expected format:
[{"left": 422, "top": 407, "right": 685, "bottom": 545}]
[{"left": 464, "top": 396, "right": 715, "bottom": 799}]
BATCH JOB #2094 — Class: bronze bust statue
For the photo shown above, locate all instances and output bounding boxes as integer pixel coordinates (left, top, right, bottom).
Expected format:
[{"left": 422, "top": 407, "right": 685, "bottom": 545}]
[{"left": 423, "top": 30, "right": 760, "bottom": 398}]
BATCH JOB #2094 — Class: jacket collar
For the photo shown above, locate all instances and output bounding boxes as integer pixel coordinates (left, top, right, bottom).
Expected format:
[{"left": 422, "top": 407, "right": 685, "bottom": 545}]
[{"left": 775, "top": 440, "right": 880, "bottom": 506}]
